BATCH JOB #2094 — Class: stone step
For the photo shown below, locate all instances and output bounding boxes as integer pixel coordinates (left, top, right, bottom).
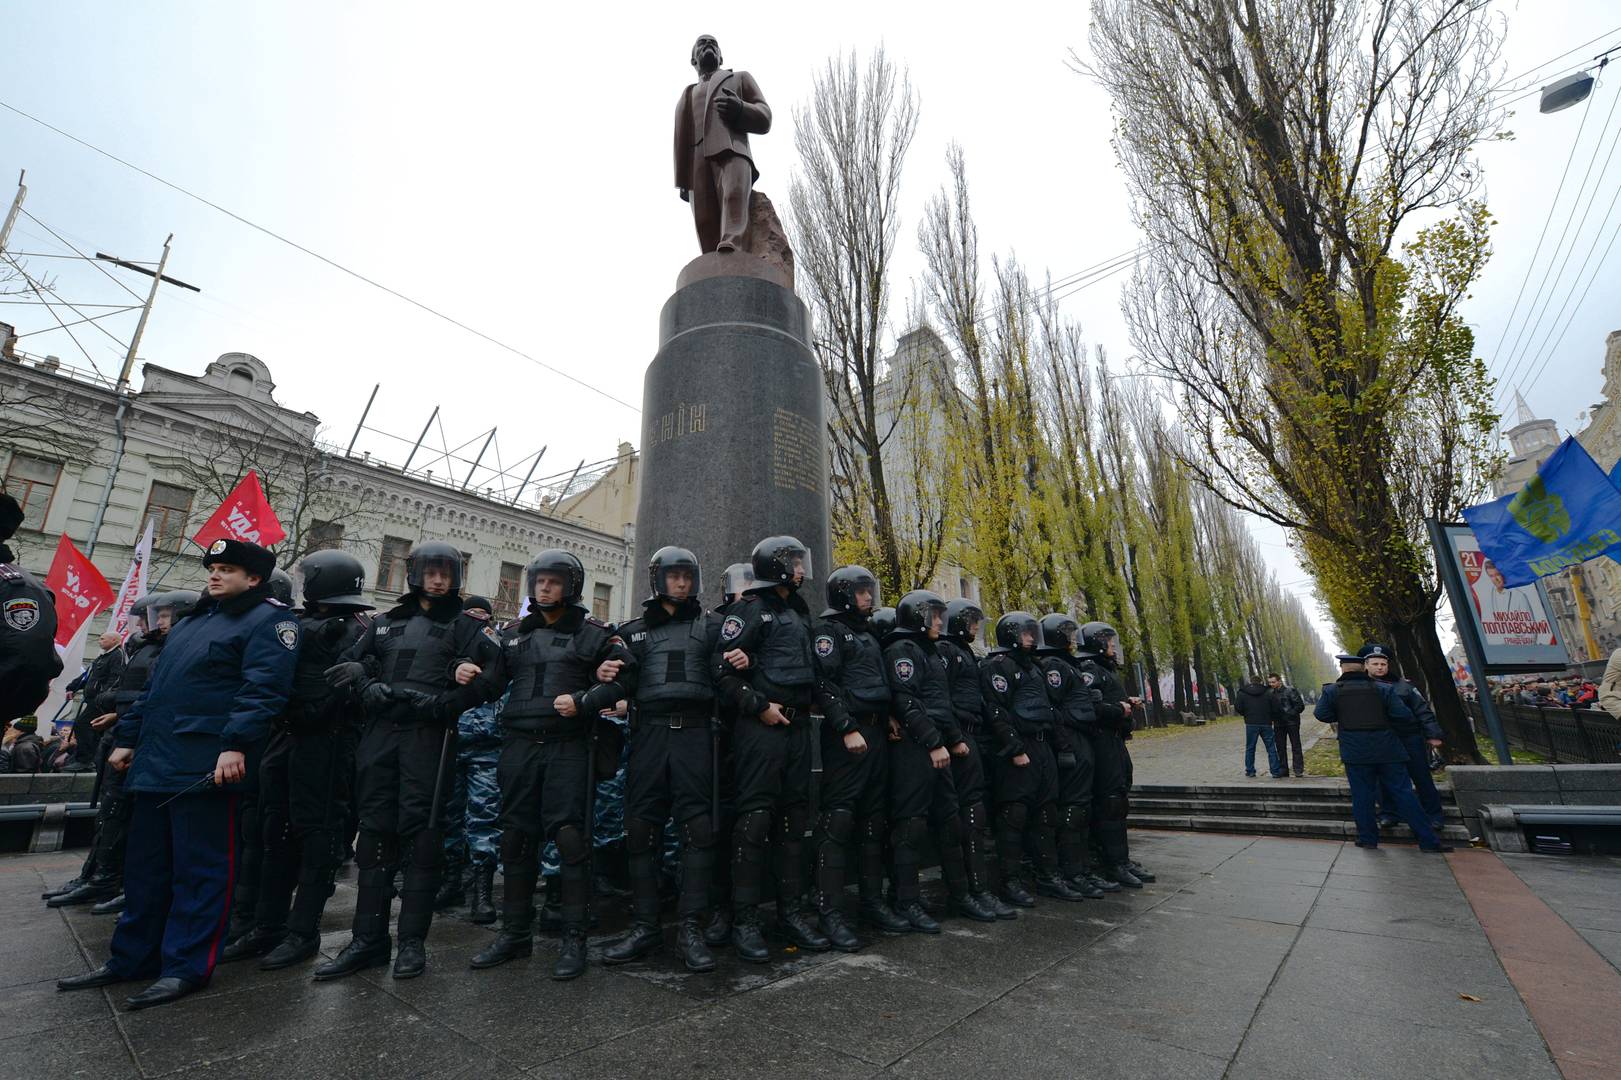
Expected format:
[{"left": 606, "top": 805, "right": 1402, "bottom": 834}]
[
  {"left": 1128, "top": 811, "right": 1475, "bottom": 843},
  {"left": 1132, "top": 796, "right": 1465, "bottom": 821},
  {"left": 1133, "top": 780, "right": 1456, "bottom": 801}
]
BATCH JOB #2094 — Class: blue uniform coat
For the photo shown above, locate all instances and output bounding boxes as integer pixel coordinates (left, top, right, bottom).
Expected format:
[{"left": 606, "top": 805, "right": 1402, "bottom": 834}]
[
  {"left": 114, "top": 584, "right": 299, "bottom": 794},
  {"left": 1314, "top": 675, "right": 1414, "bottom": 765}
]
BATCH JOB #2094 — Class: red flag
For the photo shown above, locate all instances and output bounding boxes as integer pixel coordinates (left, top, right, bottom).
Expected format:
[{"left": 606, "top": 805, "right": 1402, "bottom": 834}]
[
  {"left": 192, "top": 469, "right": 286, "bottom": 548},
  {"left": 44, "top": 533, "right": 115, "bottom": 647}
]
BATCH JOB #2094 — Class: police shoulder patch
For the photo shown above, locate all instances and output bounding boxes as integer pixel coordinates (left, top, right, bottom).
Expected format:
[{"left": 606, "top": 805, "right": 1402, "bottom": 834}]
[
  {"left": 990, "top": 673, "right": 1009, "bottom": 694},
  {"left": 265, "top": 596, "right": 289, "bottom": 608},
  {"left": 814, "top": 634, "right": 835, "bottom": 658},
  {"left": 2, "top": 597, "right": 40, "bottom": 631},
  {"left": 720, "top": 614, "right": 745, "bottom": 641},
  {"left": 894, "top": 657, "right": 915, "bottom": 681},
  {"left": 274, "top": 620, "right": 299, "bottom": 651},
  {"left": 1081, "top": 671, "right": 1095, "bottom": 686},
  {"left": 1046, "top": 669, "right": 1063, "bottom": 688}
]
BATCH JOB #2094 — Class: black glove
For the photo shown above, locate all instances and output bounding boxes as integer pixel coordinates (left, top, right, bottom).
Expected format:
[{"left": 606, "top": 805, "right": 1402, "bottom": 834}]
[
  {"left": 360, "top": 682, "right": 393, "bottom": 712},
  {"left": 393, "top": 688, "right": 444, "bottom": 721},
  {"left": 325, "top": 662, "right": 367, "bottom": 689}
]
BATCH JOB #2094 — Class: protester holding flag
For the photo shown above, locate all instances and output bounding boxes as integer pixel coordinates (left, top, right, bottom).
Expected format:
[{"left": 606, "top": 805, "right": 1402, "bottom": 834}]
[
  {"left": 56, "top": 537, "right": 298, "bottom": 1011},
  {"left": 0, "top": 493, "right": 64, "bottom": 724}
]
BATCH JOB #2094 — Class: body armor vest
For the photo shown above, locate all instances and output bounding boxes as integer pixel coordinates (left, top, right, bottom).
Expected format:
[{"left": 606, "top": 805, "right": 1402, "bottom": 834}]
[
  {"left": 636, "top": 615, "right": 715, "bottom": 711},
  {"left": 834, "top": 622, "right": 890, "bottom": 712},
  {"left": 755, "top": 603, "right": 815, "bottom": 696},
  {"left": 112, "top": 638, "right": 165, "bottom": 712},
  {"left": 375, "top": 613, "right": 459, "bottom": 696},
  {"left": 1009, "top": 656, "right": 1054, "bottom": 730},
  {"left": 1335, "top": 680, "right": 1390, "bottom": 733},
  {"left": 940, "top": 640, "right": 983, "bottom": 733},
  {"left": 905, "top": 643, "right": 953, "bottom": 729},
  {"left": 1042, "top": 656, "right": 1098, "bottom": 730},
  {"left": 501, "top": 623, "right": 595, "bottom": 731},
  {"left": 286, "top": 614, "right": 364, "bottom": 730}
]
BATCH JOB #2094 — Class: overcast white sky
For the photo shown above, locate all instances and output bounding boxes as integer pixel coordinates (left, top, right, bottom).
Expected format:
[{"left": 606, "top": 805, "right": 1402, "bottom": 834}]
[{"left": 3, "top": 1, "right": 1618, "bottom": 655}]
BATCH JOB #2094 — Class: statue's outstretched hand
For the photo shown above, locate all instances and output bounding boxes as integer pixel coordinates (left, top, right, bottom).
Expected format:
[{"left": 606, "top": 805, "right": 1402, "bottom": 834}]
[{"left": 679, "top": 188, "right": 691, "bottom": 203}]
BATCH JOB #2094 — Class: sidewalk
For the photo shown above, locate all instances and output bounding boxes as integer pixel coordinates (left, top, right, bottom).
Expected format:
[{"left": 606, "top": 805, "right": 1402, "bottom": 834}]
[
  {"left": 7, "top": 831, "right": 1614, "bottom": 1079},
  {"left": 1130, "top": 715, "right": 1340, "bottom": 786}
]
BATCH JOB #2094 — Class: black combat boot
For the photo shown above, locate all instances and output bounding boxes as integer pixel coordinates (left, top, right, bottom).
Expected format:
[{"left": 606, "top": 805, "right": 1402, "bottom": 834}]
[
  {"left": 949, "top": 892, "right": 1000, "bottom": 922},
  {"left": 1124, "top": 859, "right": 1155, "bottom": 883},
  {"left": 46, "top": 875, "right": 120, "bottom": 908},
  {"left": 312, "top": 879, "right": 393, "bottom": 980},
  {"left": 856, "top": 828, "right": 911, "bottom": 933},
  {"left": 703, "top": 906, "right": 732, "bottom": 947},
  {"left": 777, "top": 900, "right": 831, "bottom": 951},
  {"left": 433, "top": 863, "right": 466, "bottom": 910},
  {"left": 472, "top": 869, "right": 536, "bottom": 969},
  {"left": 897, "top": 900, "right": 941, "bottom": 934},
  {"left": 219, "top": 925, "right": 282, "bottom": 963},
  {"left": 42, "top": 875, "right": 87, "bottom": 901},
  {"left": 677, "top": 916, "right": 717, "bottom": 973},
  {"left": 1102, "top": 864, "right": 1144, "bottom": 889},
  {"left": 818, "top": 908, "right": 862, "bottom": 952},
  {"left": 392, "top": 938, "right": 427, "bottom": 979},
  {"left": 552, "top": 927, "right": 588, "bottom": 981},
  {"left": 312, "top": 934, "right": 391, "bottom": 981},
  {"left": 603, "top": 922, "right": 663, "bottom": 965},
  {"left": 259, "top": 931, "right": 319, "bottom": 971},
  {"left": 468, "top": 866, "right": 496, "bottom": 925},
  {"left": 1036, "top": 873, "right": 1088, "bottom": 901},
  {"left": 731, "top": 906, "right": 770, "bottom": 964},
  {"left": 91, "top": 893, "right": 126, "bottom": 915}
]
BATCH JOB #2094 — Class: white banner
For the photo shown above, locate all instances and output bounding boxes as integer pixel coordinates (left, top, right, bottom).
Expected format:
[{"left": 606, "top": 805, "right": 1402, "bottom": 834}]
[
  {"left": 38, "top": 617, "right": 92, "bottom": 738},
  {"left": 108, "top": 518, "right": 153, "bottom": 641}
]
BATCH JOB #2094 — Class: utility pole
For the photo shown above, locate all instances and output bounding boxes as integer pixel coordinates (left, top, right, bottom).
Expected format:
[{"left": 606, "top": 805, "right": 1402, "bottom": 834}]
[{"left": 0, "top": 170, "right": 26, "bottom": 252}]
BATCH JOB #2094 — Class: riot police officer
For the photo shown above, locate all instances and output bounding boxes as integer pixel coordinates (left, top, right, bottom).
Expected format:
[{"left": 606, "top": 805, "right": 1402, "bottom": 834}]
[
  {"left": 49, "top": 591, "right": 199, "bottom": 913},
  {"left": 1074, "top": 622, "right": 1152, "bottom": 888},
  {"left": 603, "top": 546, "right": 723, "bottom": 972},
  {"left": 809, "top": 565, "right": 905, "bottom": 946},
  {"left": 469, "top": 548, "right": 630, "bottom": 981},
  {"left": 938, "top": 600, "right": 1016, "bottom": 919},
  {"left": 225, "top": 550, "right": 373, "bottom": 970},
  {"left": 1036, "top": 614, "right": 1106, "bottom": 899},
  {"left": 884, "top": 590, "right": 1000, "bottom": 928},
  {"left": 0, "top": 493, "right": 61, "bottom": 725},
  {"left": 699, "top": 560, "right": 754, "bottom": 948},
  {"left": 712, "top": 535, "right": 830, "bottom": 961},
  {"left": 979, "top": 613, "right": 1086, "bottom": 906},
  {"left": 316, "top": 540, "right": 498, "bottom": 981},
  {"left": 437, "top": 594, "right": 502, "bottom": 925}
]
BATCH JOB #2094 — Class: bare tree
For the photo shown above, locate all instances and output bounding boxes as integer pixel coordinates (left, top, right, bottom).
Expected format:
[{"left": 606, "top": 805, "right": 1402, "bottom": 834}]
[
  {"left": 1088, "top": 0, "right": 1503, "bottom": 759},
  {"left": 789, "top": 47, "right": 951, "bottom": 594}
]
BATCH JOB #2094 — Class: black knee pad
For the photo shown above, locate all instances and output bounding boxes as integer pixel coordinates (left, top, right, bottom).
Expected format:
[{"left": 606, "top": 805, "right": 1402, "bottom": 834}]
[
  {"left": 354, "top": 830, "right": 395, "bottom": 871},
  {"left": 409, "top": 828, "right": 443, "bottom": 870},
  {"left": 1037, "top": 802, "right": 1059, "bottom": 829},
  {"left": 682, "top": 814, "right": 715, "bottom": 849},
  {"left": 859, "top": 815, "right": 888, "bottom": 843},
  {"left": 821, "top": 808, "right": 855, "bottom": 845},
  {"left": 779, "top": 805, "right": 808, "bottom": 840},
  {"left": 964, "top": 801, "right": 991, "bottom": 833},
  {"left": 738, "top": 808, "right": 772, "bottom": 847},
  {"left": 998, "top": 803, "right": 1028, "bottom": 834},
  {"left": 1060, "top": 804, "right": 1086, "bottom": 831},
  {"left": 1103, "top": 794, "right": 1130, "bottom": 821},
  {"left": 554, "top": 824, "right": 589, "bottom": 866},
  {"left": 626, "top": 817, "right": 661, "bottom": 855}
]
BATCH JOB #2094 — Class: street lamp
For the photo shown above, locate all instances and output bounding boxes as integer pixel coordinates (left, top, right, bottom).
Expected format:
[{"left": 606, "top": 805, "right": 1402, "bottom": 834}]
[{"left": 1541, "top": 70, "right": 1596, "bottom": 114}]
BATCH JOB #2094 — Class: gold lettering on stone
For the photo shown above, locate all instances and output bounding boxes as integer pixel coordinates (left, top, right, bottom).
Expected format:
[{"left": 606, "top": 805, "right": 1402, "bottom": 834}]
[
  {"left": 771, "top": 407, "right": 820, "bottom": 493},
  {"left": 649, "top": 402, "right": 710, "bottom": 448}
]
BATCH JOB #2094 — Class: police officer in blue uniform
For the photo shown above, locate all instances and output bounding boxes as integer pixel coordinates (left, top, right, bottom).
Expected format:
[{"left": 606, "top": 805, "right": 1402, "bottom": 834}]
[
  {"left": 469, "top": 548, "right": 631, "bottom": 980},
  {"left": 809, "top": 564, "right": 906, "bottom": 945},
  {"left": 1315, "top": 652, "right": 1453, "bottom": 851},
  {"left": 316, "top": 540, "right": 499, "bottom": 981},
  {"left": 603, "top": 546, "right": 724, "bottom": 972},
  {"left": 1360, "top": 643, "right": 1447, "bottom": 832},
  {"left": 56, "top": 538, "right": 298, "bottom": 1010},
  {"left": 712, "top": 535, "right": 831, "bottom": 961}
]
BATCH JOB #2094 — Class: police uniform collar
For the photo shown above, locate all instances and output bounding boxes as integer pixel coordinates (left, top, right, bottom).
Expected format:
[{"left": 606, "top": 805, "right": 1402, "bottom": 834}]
[
  {"left": 388, "top": 592, "right": 464, "bottom": 623},
  {"left": 823, "top": 609, "right": 869, "bottom": 628},
  {"left": 749, "top": 588, "right": 809, "bottom": 615},
  {"left": 519, "top": 602, "right": 586, "bottom": 634},
  {"left": 193, "top": 580, "right": 274, "bottom": 618},
  {"left": 1337, "top": 670, "right": 1373, "bottom": 683},
  {"left": 642, "top": 596, "right": 701, "bottom": 627}
]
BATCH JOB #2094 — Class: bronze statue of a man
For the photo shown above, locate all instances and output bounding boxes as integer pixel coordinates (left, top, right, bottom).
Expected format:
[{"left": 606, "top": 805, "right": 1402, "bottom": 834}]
[{"left": 674, "top": 35, "right": 772, "bottom": 254}]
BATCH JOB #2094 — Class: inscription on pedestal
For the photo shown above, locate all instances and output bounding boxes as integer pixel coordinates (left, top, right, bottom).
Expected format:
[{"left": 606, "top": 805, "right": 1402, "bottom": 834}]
[
  {"left": 772, "top": 406, "right": 820, "bottom": 493},
  {"left": 649, "top": 402, "right": 709, "bottom": 449}
]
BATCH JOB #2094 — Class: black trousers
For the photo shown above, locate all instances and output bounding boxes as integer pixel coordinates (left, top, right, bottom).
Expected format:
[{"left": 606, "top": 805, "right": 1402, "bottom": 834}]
[
  {"left": 1274, "top": 718, "right": 1305, "bottom": 774},
  {"left": 625, "top": 719, "right": 717, "bottom": 922},
  {"left": 354, "top": 718, "right": 453, "bottom": 940},
  {"left": 1087, "top": 728, "right": 1130, "bottom": 865},
  {"left": 819, "top": 717, "right": 888, "bottom": 818},
  {"left": 990, "top": 732, "right": 1059, "bottom": 809},
  {"left": 88, "top": 739, "right": 131, "bottom": 885},
  {"left": 730, "top": 710, "right": 813, "bottom": 908},
  {"left": 255, "top": 725, "right": 355, "bottom": 937}
]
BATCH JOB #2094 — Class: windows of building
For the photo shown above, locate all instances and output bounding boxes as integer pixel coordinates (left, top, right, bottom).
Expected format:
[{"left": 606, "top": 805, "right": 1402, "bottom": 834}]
[
  {"left": 496, "top": 561, "right": 523, "bottom": 620},
  {"left": 592, "top": 581, "right": 612, "bottom": 621},
  {"left": 3, "top": 453, "right": 61, "bottom": 525},
  {"left": 307, "top": 520, "right": 344, "bottom": 551},
  {"left": 142, "top": 481, "right": 196, "bottom": 550},
  {"left": 378, "top": 535, "right": 412, "bottom": 595}
]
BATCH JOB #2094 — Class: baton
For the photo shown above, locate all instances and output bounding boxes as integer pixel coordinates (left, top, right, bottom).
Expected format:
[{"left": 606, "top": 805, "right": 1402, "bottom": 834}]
[
  {"left": 807, "top": 711, "right": 824, "bottom": 833},
  {"left": 157, "top": 773, "right": 216, "bottom": 809},
  {"left": 583, "top": 710, "right": 600, "bottom": 868},
  {"left": 710, "top": 709, "right": 722, "bottom": 828},
  {"left": 426, "top": 722, "right": 456, "bottom": 832}
]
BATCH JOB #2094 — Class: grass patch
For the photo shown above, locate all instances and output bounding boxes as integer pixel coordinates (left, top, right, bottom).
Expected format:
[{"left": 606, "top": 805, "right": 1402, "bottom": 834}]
[
  {"left": 1302, "top": 733, "right": 1549, "bottom": 778},
  {"left": 1130, "top": 713, "right": 1243, "bottom": 741}
]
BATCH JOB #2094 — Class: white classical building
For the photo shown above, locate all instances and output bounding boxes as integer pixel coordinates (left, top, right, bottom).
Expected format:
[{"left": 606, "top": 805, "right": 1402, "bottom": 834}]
[{"left": 0, "top": 347, "right": 635, "bottom": 638}]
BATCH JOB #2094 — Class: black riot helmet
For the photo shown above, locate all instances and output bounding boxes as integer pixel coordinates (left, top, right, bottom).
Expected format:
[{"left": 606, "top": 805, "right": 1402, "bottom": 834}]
[
  {"left": 129, "top": 594, "right": 153, "bottom": 633},
  {"left": 1078, "top": 621, "right": 1120, "bottom": 663},
  {"left": 824, "top": 565, "right": 881, "bottom": 617},
  {"left": 146, "top": 589, "right": 200, "bottom": 629},
  {"left": 750, "top": 535, "right": 812, "bottom": 590},
  {"left": 298, "top": 549, "right": 371, "bottom": 609},
  {"left": 870, "top": 606, "right": 897, "bottom": 638},
  {"left": 993, "top": 612, "right": 1041, "bottom": 654},
  {"left": 526, "top": 548, "right": 585, "bottom": 609},
  {"left": 268, "top": 568, "right": 295, "bottom": 606},
  {"left": 406, "top": 539, "right": 464, "bottom": 595},
  {"left": 1040, "top": 613, "right": 1080, "bottom": 654},
  {"left": 945, "top": 599, "right": 984, "bottom": 641},
  {"left": 648, "top": 545, "right": 701, "bottom": 601},
  {"left": 721, "top": 562, "right": 755, "bottom": 606},
  {"left": 896, "top": 590, "right": 948, "bottom": 638}
]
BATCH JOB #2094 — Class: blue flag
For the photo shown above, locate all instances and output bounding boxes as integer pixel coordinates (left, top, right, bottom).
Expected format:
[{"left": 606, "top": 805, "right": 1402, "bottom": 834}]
[{"left": 1462, "top": 437, "right": 1621, "bottom": 587}]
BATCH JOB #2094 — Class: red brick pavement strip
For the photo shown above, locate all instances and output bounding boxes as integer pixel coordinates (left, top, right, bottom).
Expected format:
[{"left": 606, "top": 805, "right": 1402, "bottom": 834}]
[{"left": 1448, "top": 848, "right": 1621, "bottom": 1080}]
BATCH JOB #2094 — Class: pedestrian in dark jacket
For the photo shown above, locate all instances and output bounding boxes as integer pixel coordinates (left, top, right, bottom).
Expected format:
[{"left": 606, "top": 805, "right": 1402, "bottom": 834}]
[
  {"left": 65, "top": 633, "right": 126, "bottom": 770},
  {"left": 1266, "top": 673, "right": 1307, "bottom": 776},
  {"left": 56, "top": 538, "right": 298, "bottom": 1011},
  {"left": 1235, "top": 677, "right": 1283, "bottom": 778}
]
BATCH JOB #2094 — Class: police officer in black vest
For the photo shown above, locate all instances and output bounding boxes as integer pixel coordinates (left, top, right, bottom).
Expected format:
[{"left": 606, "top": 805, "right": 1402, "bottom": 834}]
[
  {"left": 0, "top": 493, "right": 61, "bottom": 725},
  {"left": 225, "top": 550, "right": 373, "bottom": 971},
  {"left": 602, "top": 546, "right": 723, "bottom": 972},
  {"left": 1036, "top": 614, "right": 1106, "bottom": 900},
  {"left": 712, "top": 535, "right": 830, "bottom": 961},
  {"left": 1074, "top": 622, "right": 1153, "bottom": 889},
  {"left": 316, "top": 540, "right": 498, "bottom": 981},
  {"left": 938, "top": 600, "right": 1017, "bottom": 920},
  {"left": 809, "top": 565, "right": 905, "bottom": 946},
  {"left": 979, "top": 613, "right": 1087, "bottom": 906},
  {"left": 470, "top": 548, "right": 631, "bottom": 980},
  {"left": 698, "top": 560, "right": 755, "bottom": 948},
  {"left": 884, "top": 590, "right": 1001, "bottom": 928}
]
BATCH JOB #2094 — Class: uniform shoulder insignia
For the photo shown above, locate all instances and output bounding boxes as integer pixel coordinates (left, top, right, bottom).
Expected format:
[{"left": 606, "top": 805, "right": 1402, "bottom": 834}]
[
  {"left": 266, "top": 596, "right": 289, "bottom": 608},
  {"left": 894, "top": 657, "right": 915, "bottom": 681},
  {"left": 1080, "top": 670, "right": 1095, "bottom": 686},
  {"left": 759, "top": 611, "right": 773, "bottom": 622},
  {"left": 990, "top": 672, "right": 1009, "bottom": 694},
  {"left": 3, "top": 596, "right": 41, "bottom": 631},
  {"left": 464, "top": 609, "right": 491, "bottom": 622},
  {"left": 274, "top": 620, "right": 300, "bottom": 651},
  {"left": 0, "top": 563, "right": 21, "bottom": 582},
  {"left": 586, "top": 615, "right": 610, "bottom": 628},
  {"left": 814, "top": 634, "right": 836, "bottom": 658},
  {"left": 1046, "top": 668, "right": 1063, "bottom": 688},
  {"left": 720, "top": 614, "right": 745, "bottom": 641}
]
